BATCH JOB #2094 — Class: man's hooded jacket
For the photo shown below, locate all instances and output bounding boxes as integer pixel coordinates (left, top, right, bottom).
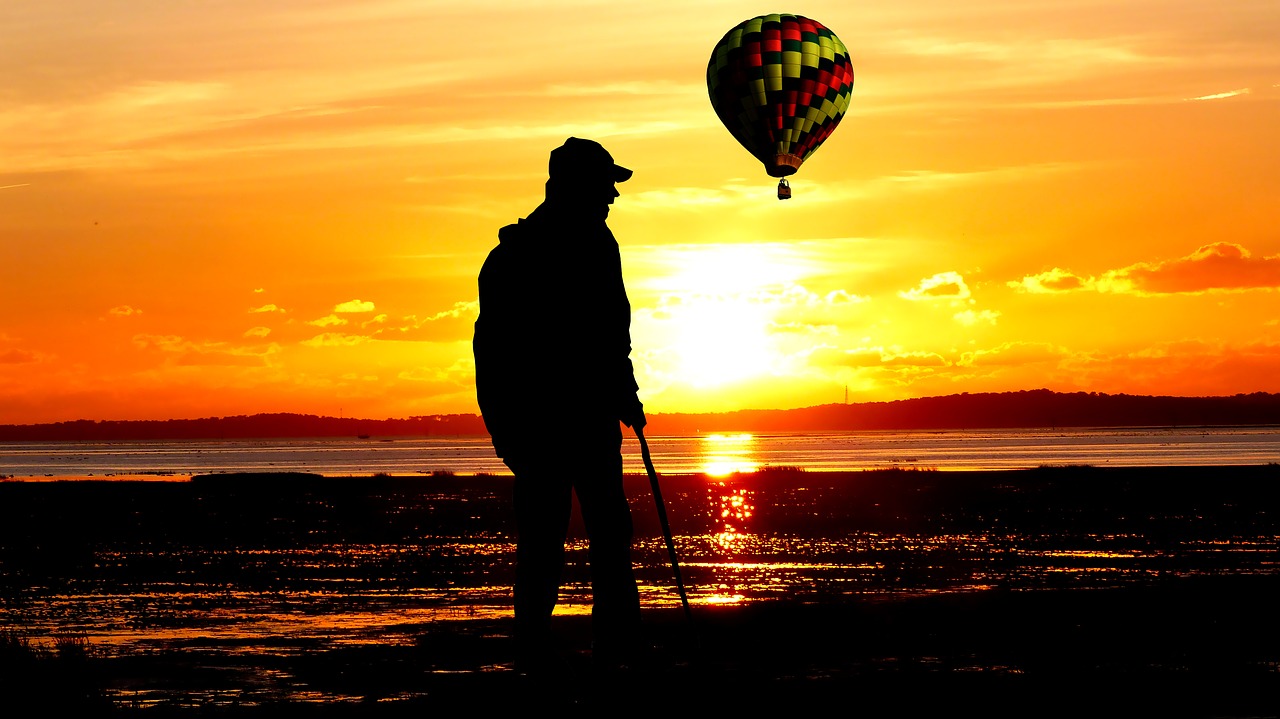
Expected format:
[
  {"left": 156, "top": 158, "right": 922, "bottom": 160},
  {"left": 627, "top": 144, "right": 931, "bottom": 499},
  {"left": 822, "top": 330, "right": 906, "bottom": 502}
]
[{"left": 473, "top": 203, "right": 642, "bottom": 459}]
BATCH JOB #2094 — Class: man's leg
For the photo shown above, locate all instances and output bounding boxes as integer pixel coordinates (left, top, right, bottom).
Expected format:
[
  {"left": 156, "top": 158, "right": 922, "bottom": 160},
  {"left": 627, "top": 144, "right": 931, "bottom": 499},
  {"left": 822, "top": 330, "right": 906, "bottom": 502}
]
[
  {"left": 509, "top": 459, "right": 573, "bottom": 665},
  {"left": 573, "top": 449, "right": 642, "bottom": 656}
]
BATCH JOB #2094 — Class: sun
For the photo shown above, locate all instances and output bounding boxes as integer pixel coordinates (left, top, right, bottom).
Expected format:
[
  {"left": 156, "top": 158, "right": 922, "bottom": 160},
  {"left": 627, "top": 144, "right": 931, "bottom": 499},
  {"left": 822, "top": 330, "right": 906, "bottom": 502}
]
[
  {"left": 634, "top": 243, "right": 811, "bottom": 389},
  {"left": 669, "top": 297, "right": 774, "bottom": 387}
]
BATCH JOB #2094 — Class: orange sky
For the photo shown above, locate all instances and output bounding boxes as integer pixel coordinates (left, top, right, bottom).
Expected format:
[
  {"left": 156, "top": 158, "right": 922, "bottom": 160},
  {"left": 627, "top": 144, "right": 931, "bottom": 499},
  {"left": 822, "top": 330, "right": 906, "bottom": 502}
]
[{"left": 2, "top": 1, "right": 1279, "bottom": 424}]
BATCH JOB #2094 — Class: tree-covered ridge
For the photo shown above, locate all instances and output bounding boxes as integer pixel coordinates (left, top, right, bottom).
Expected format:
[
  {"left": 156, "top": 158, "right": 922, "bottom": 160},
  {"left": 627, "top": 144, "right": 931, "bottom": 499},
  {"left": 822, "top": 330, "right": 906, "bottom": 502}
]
[{"left": 5, "top": 390, "right": 1280, "bottom": 441}]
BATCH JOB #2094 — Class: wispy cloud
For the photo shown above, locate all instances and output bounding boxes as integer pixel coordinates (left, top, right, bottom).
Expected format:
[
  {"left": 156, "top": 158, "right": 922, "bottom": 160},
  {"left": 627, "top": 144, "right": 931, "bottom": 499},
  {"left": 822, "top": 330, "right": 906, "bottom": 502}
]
[
  {"left": 954, "top": 309, "right": 1000, "bottom": 326},
  {"left": 1008, "top": 268, "right": 1090, "bottom": 294},
  {"left": 864, "top": 32, "right": 1175, "bottom": 111},
  {"left": 958, "top": 341, "right": 1066, "bottom": 367},
  {"left": 1011, "top": 243, "right": 1280, "bottom": 296},
  {"left": 307, "top": 314, "right": 348, "bottom": 327},
  {"left": 810, "top": 346, "right": 950, "bottom": 369},
  {"left": 334, "top": 299, "right": 376, "bottom": 313},
  {"left": 887, "top": 36, "right": 1153, "bottom": 67},
  {"left": 900, "top": 272, "right": 970, "bottom": 301},
  {"left": 132, "top": 333, "right": 279, "bottom": 366},
  {"left": 249, "top": 304, "right": 285, "bottom": 314},
  {"left": 371, "top": 302, "right": 477, "bottom": 342},
  {"left": 301, "top": 333, "right": 368, "bottom": 348},
  {"left": 1101, "top": 242, "right": 1280, "bottom": 295},
  {"left": 0, "top": 348, "right": 42, "bottom": 364},
  {"left": 544, "top": 81, "right": 703, "bottom": 97},
  {"left": 884, "top": 164, "right": 1079, "bottom": 190},
  {"left": 1187, "top": 88, "right": 1250, "bottom": 101}
]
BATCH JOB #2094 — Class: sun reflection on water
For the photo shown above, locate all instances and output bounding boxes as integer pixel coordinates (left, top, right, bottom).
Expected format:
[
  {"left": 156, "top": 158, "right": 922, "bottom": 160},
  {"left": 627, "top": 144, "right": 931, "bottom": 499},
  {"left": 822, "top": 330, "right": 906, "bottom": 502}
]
[
  {"left": 704, "top": 593, "right": 746, "bottom": 605},
  {"left": 700, "top": 433, "right": 758, "bottom": 476},
  {"left": 709, "top": 486, "right": 756, "bottom": 550},
  {"left": 699, "top": 482, "right": 759, "bottom": 603}
]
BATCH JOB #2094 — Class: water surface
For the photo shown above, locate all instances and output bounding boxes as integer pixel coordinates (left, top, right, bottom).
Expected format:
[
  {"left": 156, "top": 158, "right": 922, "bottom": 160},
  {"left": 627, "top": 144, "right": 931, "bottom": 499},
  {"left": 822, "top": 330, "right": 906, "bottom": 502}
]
[{"left": 3, "top": 426, "right": 1278, "bottom": 479}]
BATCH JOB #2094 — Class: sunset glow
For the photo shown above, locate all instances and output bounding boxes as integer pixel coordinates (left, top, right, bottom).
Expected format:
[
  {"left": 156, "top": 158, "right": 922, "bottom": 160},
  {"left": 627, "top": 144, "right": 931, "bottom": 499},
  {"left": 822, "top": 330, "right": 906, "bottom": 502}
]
[{"left": 3, "top": 1, "right": 1280, "bottom": 423}]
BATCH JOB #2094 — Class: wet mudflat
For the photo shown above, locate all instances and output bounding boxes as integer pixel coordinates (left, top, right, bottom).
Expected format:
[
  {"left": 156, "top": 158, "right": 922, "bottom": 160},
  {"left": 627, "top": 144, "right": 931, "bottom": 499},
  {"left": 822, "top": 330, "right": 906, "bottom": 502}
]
[{"left": 2, "top": 466, "right": 1279, "bottom": 716}]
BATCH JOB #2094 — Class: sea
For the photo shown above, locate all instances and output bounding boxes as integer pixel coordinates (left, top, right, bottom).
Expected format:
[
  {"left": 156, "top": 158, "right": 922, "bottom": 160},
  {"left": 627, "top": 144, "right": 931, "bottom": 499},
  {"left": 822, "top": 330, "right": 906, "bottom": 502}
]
[{"left": 3, "top": 425, "right": 1280, "bottom": 479}]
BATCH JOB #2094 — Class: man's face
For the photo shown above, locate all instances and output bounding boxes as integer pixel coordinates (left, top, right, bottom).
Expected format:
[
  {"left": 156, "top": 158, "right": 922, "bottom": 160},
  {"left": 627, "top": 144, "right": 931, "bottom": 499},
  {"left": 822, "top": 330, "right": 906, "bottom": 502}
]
[{"left": 562, "top": 177, "right": 620, "bottom": 221}]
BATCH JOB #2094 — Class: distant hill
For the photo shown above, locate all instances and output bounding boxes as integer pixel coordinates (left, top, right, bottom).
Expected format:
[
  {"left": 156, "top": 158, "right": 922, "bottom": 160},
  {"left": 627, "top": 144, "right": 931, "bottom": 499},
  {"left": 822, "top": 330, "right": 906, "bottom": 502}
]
[
  {"left": 646, "top": 389, "right": 1280, "bottom": 434},
  {"left": 0, "top": 413, "right": 488, "bottom": 442},
  {"left": 2, "top": 390, "right": 1279, "bottom": 441}
]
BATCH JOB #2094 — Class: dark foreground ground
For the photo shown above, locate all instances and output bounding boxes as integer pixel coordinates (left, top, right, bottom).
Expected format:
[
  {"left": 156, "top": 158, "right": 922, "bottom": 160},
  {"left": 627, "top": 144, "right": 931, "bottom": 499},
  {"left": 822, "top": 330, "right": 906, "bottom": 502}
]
[
  {"left": 7, "top": 579, "right": 1280, "bottom": 717},
  {"left": 3, "top": 466, "right": 1280, "bottom": 717}
]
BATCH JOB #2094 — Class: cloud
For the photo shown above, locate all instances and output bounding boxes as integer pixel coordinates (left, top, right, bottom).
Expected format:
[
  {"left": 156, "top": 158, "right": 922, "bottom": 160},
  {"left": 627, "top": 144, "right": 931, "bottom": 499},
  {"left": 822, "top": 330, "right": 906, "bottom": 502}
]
[
  {"left": 953, "top": 309, "right": 1000, "bottom": 326},
  {"left": 822, "top": 289, "right": 867, "bottom": 304},
  {"left": 623, "top": 164, "right": 1083, "bottom": 213},
  {"left": 1008, "top": 268, "right": 1090, "bottom": 293},
  {"left": 307, "top": 314, "right": 348, "bottom": 327},
  {"left": 0, "top": 348, "right": 41, "bottom": 364},
  {"left": 132, "top": 334, "right": 185, "bottom": 351},
  {"left": 545, "top": 81, "right": 702, "bottom": 97},
  {"left": 334, "top": 299, "right": 376, "bottom": 313},
  {"left": 394, "top": 359, "right": 476, "bottom": 397},
  {"left": 767, "top": 321, "right": 839, "bottom": 337},
  {"left": 888, "top": 36, "right": 1151, "bottom": 69},
  {"left": 398, "top": 360, "right": 474, "bottom": 384},
  {"left": 253, "top": 288, "right": 265, "bottom": 293},
  {"left": 958, "top": 342, "right": 1066, "bottom": 367},
  {"left": 899, "top": 272, "right": 970, "bottom": 301},
  {"left": 108, "top": 305, "right": 142, "bottom": 317},
  {"left": 811, "top": 346, "right": 950, "bottom": 369},
  {"left": 1187, "top": 88, "right": 1250, "bottom": 101},
  {"left": 132, "top": 333, "right": 279, "bottom": 366},
  {"left": 868, "top": 34, "right": 1171, "bottom": 112},
  {"left": 1101, "top": 243, "right": 1280, "bottom": 295},
  {"left": 301, "top": 333, "right": 368, "bottom": 347},
  {"left": 249, "top": 304, "right": 285, "bottom": 313},
  {"left": 883, "top": 163, "right": 1079, "bottom": 191},
  {"left": 372, "top": 301, "right": 477, "bottom": 342},
  {"left": 1012, "top": 244, "right": 1280, "bottom": 296},
  {"left": 243, "top": 326, "right": 271, "bottom": 338}
]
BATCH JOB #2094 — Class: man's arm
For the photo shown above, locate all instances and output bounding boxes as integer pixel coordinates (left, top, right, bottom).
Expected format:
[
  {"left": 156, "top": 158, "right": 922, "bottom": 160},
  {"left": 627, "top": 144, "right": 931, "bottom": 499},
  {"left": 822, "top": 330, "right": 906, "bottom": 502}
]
[
  {"left": 612, "top": 238, "right": 646, "bottom": 430},
  {"left": 474, "top": 247, "right": 523, "bottom": 454}
]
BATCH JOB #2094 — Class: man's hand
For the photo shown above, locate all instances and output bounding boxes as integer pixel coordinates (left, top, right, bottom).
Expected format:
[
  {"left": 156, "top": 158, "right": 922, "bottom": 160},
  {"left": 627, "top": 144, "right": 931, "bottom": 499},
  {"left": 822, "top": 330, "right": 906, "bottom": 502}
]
[{"left": 621, "top": 399, "right": 646, "bottom": 430}]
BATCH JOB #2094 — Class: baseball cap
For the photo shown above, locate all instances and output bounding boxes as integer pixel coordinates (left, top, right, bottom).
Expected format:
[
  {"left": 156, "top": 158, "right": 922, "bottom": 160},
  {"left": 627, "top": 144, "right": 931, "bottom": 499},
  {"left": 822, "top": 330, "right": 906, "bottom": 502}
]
[{"left": 548, "top": 137, "right": 633, "bottom": 183}]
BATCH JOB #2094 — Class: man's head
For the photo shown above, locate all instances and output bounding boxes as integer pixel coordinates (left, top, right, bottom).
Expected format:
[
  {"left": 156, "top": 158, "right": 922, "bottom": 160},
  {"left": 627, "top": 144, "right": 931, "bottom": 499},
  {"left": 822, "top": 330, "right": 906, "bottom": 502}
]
[{"left": 545, "top": 137, "right": 631, "bottom": 220}]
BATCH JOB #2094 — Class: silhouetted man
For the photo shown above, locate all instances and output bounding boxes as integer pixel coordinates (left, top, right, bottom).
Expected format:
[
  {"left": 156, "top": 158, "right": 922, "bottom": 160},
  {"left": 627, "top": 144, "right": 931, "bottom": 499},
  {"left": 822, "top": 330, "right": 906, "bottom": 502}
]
[{"left": 473, "top": 137, "right": 646, "bottom": 672}]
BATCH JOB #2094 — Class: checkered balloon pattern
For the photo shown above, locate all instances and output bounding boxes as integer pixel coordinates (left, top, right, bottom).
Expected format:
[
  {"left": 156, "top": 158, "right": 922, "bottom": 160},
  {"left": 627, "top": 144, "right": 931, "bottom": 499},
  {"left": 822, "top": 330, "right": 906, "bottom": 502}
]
[{"left": 707, "top": 14, "right": 854, "bottom": 178}]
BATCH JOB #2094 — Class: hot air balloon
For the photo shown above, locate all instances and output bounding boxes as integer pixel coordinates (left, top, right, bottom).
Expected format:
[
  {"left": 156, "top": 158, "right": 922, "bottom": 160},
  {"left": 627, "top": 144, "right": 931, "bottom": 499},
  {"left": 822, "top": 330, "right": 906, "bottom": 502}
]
[{"left": 707, "top": 13, "right": 854, "bottom": 199}]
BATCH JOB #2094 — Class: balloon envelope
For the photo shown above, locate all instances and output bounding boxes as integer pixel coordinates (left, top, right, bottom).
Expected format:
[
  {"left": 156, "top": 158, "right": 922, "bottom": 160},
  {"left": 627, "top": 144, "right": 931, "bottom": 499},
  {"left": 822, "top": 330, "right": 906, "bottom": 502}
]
[{"left": 707, "top": 14, "right": 854, "bottom": 178}]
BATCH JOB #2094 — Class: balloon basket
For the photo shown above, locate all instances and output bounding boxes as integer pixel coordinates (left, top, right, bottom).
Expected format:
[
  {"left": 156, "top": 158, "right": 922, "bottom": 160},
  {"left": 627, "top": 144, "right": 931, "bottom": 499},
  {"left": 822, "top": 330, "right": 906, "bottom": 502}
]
[{"left": 777, "top": 178, "right": 792, "bottom": 200}]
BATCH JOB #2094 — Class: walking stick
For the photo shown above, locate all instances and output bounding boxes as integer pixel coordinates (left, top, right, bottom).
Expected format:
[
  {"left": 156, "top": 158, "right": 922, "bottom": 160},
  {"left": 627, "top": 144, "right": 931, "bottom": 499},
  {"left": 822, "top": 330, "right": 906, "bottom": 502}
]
[{"left": 636, "top": 426, "right": 694, "bottom": 623}]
